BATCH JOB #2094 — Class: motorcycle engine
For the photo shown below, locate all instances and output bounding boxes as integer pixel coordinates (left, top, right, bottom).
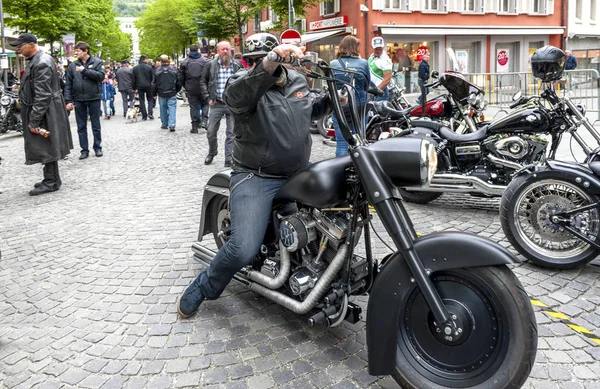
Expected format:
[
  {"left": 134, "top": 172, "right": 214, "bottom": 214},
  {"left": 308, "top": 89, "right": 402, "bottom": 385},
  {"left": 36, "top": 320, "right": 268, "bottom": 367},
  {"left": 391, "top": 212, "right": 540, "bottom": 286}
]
[
  {"left": 278, "top": 208, "right": 362, "bottom": 297},
  {"left": 487, "top": 134, "right": 548, "bottom": 163}
]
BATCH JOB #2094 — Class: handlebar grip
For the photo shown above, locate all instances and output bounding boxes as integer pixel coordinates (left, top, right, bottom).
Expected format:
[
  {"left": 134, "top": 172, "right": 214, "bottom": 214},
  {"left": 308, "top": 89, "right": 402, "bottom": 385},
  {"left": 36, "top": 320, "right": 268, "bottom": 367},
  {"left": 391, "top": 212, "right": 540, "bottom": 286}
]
[
  {"left": 509, "top": 100, "right": 521, "bottom": 109},
  {"left": 266, "top": 51, "right": 296, "bottom": 64}
]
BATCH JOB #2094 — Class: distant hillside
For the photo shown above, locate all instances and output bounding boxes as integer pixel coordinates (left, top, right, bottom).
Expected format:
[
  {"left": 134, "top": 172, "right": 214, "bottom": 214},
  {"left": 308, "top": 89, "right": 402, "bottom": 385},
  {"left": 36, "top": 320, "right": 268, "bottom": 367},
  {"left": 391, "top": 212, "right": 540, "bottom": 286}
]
[{"left": 114, "top": 0, "right": 153, "bottom": 17}]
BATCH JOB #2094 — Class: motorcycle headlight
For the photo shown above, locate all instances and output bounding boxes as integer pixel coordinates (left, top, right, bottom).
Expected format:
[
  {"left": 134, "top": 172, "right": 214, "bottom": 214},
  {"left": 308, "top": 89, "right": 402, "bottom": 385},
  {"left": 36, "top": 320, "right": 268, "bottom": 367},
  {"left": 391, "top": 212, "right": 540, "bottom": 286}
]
[
  {"left": 1, "top": 95, "right": 11, "bottom": 106},
  {"left": 420, "top": 140, "right": 438, "bottom": 185}
]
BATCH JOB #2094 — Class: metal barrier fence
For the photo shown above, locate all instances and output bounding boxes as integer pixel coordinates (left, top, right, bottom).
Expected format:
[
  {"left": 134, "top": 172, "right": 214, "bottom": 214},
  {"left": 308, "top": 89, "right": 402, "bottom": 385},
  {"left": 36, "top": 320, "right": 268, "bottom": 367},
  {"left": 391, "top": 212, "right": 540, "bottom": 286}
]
[{"left": 463, "top": 69, "right": 600, "bottom": 121}]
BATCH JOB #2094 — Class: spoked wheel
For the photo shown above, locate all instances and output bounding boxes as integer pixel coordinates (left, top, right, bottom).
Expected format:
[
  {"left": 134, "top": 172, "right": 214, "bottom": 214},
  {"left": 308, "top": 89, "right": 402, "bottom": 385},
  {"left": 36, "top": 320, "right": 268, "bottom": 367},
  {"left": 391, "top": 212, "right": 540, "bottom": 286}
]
[
  {"left": 317, "top": 113, "right": 333, "bottom": 138},
  {"left": 211, "top": 196, "right": 230, "bottom": 249},
  {"left": 394, "top": 266, "right": 537, "bottom": 389},
  {"left": 501, "top": 174, "right": 600, "bottom": 268}
]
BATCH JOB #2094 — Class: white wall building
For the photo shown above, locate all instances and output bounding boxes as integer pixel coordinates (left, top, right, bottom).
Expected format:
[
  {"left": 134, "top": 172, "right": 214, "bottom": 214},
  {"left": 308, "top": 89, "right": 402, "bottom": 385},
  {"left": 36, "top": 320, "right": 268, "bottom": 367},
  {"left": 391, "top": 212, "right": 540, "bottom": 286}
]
[
  {"left": 117, "top": 17, "right": 139, "bottom": 59},
  {"left": 566, "top": 0, "right": 600, "bottom": 70}
]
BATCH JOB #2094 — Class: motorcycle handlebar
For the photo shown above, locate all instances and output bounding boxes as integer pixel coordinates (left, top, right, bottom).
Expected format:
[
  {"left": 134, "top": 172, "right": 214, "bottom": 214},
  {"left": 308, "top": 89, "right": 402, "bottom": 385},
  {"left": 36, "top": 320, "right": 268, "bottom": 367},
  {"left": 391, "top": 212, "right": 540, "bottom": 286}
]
[{"left": 266, "top": 51, "right": 303, "bottom": 67}]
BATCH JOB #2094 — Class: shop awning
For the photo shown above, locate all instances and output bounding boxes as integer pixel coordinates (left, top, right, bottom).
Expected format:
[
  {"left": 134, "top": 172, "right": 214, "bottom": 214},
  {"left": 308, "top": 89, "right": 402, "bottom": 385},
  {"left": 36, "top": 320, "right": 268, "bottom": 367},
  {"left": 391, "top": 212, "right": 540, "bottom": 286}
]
[
  {"left": 377, "top": 25, "right": 564, "bottom": 36},
  {"left": 301, "top": 28, "right": 350, "bottom": 43}
]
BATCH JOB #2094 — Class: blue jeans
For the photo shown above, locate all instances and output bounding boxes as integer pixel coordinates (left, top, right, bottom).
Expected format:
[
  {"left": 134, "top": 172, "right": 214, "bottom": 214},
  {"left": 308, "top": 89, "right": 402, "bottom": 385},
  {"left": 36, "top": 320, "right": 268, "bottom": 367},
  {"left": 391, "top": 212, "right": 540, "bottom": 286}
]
[
  {"left": 197, "top": 172, "right": 287, "bottom": 299},
  {"left": 102, "top": 100, "right": 112, "bottom": 116},
  {"left": 74, "top": 100, "right": 102, "bottom": 152},
  {"left": 332, "top": 104, "right": 366, "bottom": 157},
  {"left": 417, "top": 80, "right": 430, "bottom": 104},
  {"left": 159, "top": 96, "right": 177, "bottom": 128}
]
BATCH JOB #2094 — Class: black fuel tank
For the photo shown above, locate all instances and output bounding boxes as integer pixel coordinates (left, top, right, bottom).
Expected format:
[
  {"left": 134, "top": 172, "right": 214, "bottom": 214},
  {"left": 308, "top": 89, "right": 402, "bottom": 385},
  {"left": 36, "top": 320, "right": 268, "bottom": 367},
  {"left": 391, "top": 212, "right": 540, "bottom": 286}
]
[
  {"left": 274, "top": 156, "right": 352, "bottom": 208},
  {"left": 488, "top": 107, "right": 550, "bottom": 134}
]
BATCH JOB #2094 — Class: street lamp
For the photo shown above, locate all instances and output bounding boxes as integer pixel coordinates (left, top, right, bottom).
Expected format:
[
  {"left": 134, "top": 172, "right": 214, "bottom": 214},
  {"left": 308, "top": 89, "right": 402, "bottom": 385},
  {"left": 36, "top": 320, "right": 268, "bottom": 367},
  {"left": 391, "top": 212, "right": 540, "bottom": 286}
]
[{"left": 0, "top": 0, "right": 8, "bottom": 88}]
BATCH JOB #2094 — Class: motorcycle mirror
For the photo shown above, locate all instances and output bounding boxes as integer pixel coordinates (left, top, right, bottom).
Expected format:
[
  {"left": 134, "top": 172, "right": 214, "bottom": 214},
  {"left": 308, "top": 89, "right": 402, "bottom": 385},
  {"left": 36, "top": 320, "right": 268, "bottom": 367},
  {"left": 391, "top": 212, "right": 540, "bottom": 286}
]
[
  {"left": 431, "top": 70, "right": 439, "bottom": 79},
  {"left": 512, "top": 91, "right": 522, "bottom": 101},
  {"left": 446, "top": 48, "right": 459, "bottom": 72}
]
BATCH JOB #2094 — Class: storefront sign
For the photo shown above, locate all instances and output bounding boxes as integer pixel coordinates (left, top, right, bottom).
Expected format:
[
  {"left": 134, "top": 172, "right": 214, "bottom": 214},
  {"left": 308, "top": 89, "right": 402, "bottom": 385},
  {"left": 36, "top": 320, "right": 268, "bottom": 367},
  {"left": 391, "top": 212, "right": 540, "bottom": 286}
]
[
  {"left": 455, "top": 50, "right": 469, "bottom": 73},
  {"left": 497, "top": 49, "right": 509, "bottom": 73},
  {"left": 309, "top": 16, "right": 348, "bottom": 31},
  {"left": 416, "top": 46, "right": 430, "bottom": 62}
]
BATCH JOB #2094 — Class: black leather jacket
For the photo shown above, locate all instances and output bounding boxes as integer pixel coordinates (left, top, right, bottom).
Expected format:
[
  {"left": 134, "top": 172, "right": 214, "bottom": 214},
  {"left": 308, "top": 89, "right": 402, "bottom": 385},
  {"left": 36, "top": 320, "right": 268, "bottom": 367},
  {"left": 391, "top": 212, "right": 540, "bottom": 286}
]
[
  {"left": 64, "top": 55, "right": 105, "bottom": 102},
  {"left": 224, "top": 62, "right": 331, "bottom": 177},
  {"left": 200, "top": 58, "right": 241, "bottom": 102}
]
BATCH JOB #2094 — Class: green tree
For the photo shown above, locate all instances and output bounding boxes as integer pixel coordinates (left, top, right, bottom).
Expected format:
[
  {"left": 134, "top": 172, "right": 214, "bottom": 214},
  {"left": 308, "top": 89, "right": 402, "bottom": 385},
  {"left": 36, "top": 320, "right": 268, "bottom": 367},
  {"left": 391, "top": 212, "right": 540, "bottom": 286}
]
[{"left": 136, "top": 0, "right": 197, "bottom": 60}]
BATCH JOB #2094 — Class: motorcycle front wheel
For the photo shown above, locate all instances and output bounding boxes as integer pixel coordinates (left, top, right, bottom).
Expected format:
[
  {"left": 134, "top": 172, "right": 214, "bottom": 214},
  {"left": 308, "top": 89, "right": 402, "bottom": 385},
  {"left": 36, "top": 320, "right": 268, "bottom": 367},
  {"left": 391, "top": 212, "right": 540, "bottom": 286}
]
[
  {"left": 500, "top": 173, "right": 600, "bottom": 268},
  {"left": 394, "top": 266, "right": 537, "bottom": 389}
]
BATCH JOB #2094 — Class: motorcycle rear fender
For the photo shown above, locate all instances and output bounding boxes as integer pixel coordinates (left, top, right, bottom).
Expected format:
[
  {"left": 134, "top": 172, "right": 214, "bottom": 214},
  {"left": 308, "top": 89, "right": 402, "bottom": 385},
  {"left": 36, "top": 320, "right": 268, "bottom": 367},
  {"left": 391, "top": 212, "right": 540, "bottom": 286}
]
[
  {"left": 539, "top": 160, "right": 600, "bottom": 195},
  {"left": 197, "top": 170, "right": 231, "bottom": 242},
  {"left": 366, "top": 231, "right": 519, "bottom": 376}
]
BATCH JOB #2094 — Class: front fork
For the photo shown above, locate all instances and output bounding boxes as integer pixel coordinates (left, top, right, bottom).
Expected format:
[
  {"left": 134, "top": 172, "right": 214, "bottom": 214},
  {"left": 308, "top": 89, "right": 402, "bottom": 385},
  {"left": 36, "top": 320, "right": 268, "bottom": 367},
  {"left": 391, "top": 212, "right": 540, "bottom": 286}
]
[
  {"left": 554, "top": 201, "right": 600, "bottom": 250},
  {"left": 375, "top": 198, "right": 458, "bottom": 335}
]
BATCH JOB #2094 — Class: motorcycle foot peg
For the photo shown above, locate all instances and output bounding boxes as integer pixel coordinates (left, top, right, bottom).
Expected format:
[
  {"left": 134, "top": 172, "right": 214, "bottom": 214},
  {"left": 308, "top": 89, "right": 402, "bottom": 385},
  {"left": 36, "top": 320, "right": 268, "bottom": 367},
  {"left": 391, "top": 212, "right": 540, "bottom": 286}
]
[{"left": 308, "top": 305, "right": 338, "bottom": 326}]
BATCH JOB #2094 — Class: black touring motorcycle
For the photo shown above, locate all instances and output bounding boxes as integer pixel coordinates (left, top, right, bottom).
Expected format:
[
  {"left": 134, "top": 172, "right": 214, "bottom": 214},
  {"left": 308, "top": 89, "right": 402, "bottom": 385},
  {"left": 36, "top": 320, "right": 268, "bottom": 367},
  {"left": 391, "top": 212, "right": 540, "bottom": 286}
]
[{"left": 192, "top": 52, "right": 537, "bottom": 388}]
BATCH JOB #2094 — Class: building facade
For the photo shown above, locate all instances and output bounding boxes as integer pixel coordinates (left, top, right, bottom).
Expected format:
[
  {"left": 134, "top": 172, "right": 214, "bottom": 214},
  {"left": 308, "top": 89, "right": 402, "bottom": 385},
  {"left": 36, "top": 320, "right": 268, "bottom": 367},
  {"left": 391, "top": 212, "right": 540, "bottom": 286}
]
[
  {"left": 244, "top": 0, "right": 564, "bottom": 92},
  {"left": 565, "top": 0, "right": 600, "bottom": 71},
  {"left": 117, "top": 17, "right": 139, "bottom": 59}
]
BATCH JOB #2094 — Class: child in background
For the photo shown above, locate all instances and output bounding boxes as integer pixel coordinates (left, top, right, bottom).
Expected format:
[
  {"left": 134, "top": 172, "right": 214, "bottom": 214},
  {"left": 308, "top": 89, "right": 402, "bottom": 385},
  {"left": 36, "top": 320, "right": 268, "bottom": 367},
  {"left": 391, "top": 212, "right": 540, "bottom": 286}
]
[{"left": 101, "top": 76, "right": 116, "bottom": 119}]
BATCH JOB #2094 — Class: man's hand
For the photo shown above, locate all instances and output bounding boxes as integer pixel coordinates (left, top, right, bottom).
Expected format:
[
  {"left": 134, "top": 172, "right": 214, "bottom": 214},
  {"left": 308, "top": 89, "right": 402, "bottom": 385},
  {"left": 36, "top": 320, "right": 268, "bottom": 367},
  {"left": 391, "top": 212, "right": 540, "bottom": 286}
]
[
  {"left": 209, "top": 99, "right": 214, "bottom": 106},
  {"left": 110, "top": 98, "right": 114, "bottom": 102},
  {"left": 76, "top": 66, "right": 84, "bottom": 73},
  {"left": 66, "top": 103, "right": 74, "bottom": 111},
  {"left": 28, "top": 125, "right": 40, "bottom": 134},
  {"left": 266, "top": 44, "right": 306, "bottom": 64}
]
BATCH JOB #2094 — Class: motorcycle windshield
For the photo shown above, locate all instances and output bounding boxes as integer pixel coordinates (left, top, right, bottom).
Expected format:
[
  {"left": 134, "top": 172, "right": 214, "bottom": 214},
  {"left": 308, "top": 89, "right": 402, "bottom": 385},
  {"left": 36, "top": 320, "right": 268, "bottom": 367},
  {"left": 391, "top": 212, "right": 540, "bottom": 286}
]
[{"left": 439, "top": 73, "right": 482, "bottom": 101}]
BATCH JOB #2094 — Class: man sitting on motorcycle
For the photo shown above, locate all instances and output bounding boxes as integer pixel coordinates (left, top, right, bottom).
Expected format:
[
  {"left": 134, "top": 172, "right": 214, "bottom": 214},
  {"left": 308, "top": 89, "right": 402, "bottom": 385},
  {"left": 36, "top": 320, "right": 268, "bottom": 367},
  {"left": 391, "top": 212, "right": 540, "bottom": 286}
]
[{"left": 177, "top": 33, "right": 332, "bottom": 318}]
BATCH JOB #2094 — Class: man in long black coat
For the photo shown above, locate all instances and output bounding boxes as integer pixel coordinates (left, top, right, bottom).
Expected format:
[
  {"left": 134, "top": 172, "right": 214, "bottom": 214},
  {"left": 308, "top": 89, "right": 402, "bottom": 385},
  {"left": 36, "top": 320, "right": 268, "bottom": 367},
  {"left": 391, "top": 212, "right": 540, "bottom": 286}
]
[{"left": 10, "top": 33, "right": 73, "bottom": 196}]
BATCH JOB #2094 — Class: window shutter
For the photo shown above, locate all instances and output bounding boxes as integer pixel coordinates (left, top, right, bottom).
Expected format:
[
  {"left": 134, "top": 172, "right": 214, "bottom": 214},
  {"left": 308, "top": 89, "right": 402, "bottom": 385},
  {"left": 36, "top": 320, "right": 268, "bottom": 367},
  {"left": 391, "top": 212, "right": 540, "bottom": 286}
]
[
  {"left": 485, "top": 0, "right": 497, "bottom": 12},
  {"left": 320, "top": 2, "right": 325, "bottom": 16},
  {"left": 546, "top": 0, "right": 554, "bottom": 14},
  {"left": 517, "top": 0, "right": 528, "bottom": 13},
  {"left": 373, "top": 0, "right": 385, "bottom": 10},
  {"left": 334, "top": 0, "right": 341, "bottom": 13},
  {"left": 447, "top": 0, "right": 458, "bottom": 12}
]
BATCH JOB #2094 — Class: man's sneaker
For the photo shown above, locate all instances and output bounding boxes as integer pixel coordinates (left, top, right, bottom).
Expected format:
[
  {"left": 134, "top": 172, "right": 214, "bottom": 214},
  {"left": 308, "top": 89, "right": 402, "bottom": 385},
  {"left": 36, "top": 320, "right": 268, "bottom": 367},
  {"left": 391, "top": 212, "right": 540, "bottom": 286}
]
[
  {"left": 190, "top": 127, "right": 199, "bottom": 134},
  {"left": 169, "top": 127, "right": 175, "bottom": 132},
  {"left": 177, "top": 280, "right": 205, "bottom": 318},
  {"left": 161, "top": 126, "right": 168, "bottom": 129}
]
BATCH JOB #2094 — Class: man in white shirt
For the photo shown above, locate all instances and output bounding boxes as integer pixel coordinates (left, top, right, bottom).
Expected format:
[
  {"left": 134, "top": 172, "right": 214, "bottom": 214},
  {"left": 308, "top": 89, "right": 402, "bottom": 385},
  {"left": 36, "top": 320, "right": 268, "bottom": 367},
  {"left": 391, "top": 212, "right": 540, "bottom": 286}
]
[{"left": 368, "top": 37, "right": 392, "bottom": 101}]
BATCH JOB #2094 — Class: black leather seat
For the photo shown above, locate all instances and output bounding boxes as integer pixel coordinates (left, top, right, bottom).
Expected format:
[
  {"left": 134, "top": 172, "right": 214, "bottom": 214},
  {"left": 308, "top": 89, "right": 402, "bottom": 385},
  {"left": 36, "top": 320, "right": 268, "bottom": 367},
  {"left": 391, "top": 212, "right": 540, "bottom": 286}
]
[
  {"left": 439, "top": 126, "right": 488, "bottom": 143},
  {"left": 374, "top": 101, "right": 412, "bottom": 120},
  {"left": 411, "top": 120, "right": 443, "bottom": 132},
  {"left": 589, "top": 162, "right": 600, "bottom": 176}
]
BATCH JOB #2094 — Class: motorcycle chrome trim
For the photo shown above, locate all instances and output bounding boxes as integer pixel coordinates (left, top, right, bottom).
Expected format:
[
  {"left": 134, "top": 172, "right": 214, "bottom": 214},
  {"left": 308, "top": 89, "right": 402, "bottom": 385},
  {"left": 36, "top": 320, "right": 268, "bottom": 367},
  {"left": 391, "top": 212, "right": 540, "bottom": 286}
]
[
  {"left": 487, "top": 154, "right": 524, "bottom": 171},
  {"left": 248, "top": 244, "right": 349, "bottom": 315},
  {"left": 204, "top": 184, "right": 230, "bottom": 197},
  {"left": 413, "top": 173, "right": 506, "bottom": 196},
  {"left": 246, "top": 242, "right": 291, "bottom": 289}
]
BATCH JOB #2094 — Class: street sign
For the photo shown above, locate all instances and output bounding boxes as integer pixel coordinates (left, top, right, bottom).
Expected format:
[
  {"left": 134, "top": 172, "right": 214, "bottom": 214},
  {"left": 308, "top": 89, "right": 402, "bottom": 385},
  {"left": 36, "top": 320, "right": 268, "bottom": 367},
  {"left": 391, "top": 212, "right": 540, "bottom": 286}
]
[{"left": 280, "top": 29, "right": 302, "bottom": 45}]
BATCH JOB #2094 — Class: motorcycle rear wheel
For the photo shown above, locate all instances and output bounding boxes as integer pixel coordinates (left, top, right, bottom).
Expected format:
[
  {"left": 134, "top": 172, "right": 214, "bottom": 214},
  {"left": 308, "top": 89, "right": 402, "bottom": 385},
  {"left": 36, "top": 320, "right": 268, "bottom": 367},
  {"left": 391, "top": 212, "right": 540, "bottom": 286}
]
[
  {"left": 211, "top": 196, "right": 230, "bottom": 249},
  {"left": 500, "top": 173, "right": 600, "bottom": 268},
  {"left": 393, "top": 266, "right": 537, "bottom": 389},
  {"left": 398, "top": 189, "right": 443, "bottom": 204},
  {"left": 317, "top": 113, "right": 333, "bottom": 138}
]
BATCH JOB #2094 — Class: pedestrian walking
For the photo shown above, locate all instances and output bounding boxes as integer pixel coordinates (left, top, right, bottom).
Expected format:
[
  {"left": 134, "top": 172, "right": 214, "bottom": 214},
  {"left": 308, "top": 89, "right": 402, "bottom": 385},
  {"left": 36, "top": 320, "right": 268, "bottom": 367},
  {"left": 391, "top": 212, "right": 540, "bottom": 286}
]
[
  {"left": 417, "top": 53, "right": 431, "bottom": 116},
  {"left": 153, "top": 55, "right": 181, "bottom": 132},
  {"left": 10, "top": 33, "right": 73, "bottom": 195},
  {"left": 179, "top": 44, "right": 208, "bottom": 133},
  {"left": 368, "top": 37, "right": 392, "bottom": 102},
  {"left": 64, "top": 41, "right": 105, "bottom": 159},
  {"left": 101, "top": 76, "right": 116, "bottom": 120},
  {"left": 565, "top": 51, "right": 577, "bottom": 70},
  {"left": 200, "top": 41, "right": 241, "bottom": 166},
  {"left": 132, "top": 55, "right": 155, "bottom": 120},
  {"left": 115, "top": 59, "right": 135, "bottom": 117}
]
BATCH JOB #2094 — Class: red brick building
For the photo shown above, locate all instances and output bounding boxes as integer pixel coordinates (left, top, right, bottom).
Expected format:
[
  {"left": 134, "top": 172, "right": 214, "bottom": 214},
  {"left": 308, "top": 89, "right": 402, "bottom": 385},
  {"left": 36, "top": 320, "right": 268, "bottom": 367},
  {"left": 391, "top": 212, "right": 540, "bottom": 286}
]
[{"left": 245, "top": 0, "right": 564, "bottom": 92}]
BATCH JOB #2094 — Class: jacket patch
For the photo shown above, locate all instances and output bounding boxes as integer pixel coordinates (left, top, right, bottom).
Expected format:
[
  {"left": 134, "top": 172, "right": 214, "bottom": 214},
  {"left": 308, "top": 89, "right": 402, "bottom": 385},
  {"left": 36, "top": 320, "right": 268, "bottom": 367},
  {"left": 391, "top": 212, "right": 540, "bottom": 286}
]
[{"left": 294, "top": 91, "right": 305, "bottom": 98}]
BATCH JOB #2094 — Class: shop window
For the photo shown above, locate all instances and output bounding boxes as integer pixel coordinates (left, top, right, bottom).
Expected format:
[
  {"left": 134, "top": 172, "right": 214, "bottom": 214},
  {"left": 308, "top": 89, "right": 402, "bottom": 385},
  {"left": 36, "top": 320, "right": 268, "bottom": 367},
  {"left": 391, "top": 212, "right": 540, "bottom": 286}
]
[
  {"left": 424, "top": 0, "right": 446, "bottom": 11},
  {"left": 320, "top": 0, "right": 340, "bottom": 16},
  {"left": 384, "top": 0, "right": 410, "bottom": 10},
  {"left": 576, "top": 0, "right": 583, "bottom": 19},
  {"left": 463, "top": 0, "right": 484, "bottom": 12},
  {"left": 499, "top": 0, "right": 516, "bottom": 13}
]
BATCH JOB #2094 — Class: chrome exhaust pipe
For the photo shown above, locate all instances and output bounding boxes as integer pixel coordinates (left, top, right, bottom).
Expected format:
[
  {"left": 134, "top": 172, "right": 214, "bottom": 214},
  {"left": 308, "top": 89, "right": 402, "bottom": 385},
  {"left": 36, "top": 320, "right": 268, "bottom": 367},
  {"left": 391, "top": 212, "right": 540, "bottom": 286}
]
[
  {"left": 249, "top": 244, "right": 349, "bottom": 315},
  {"left": 416, "top": 173, "right": 506, "bottom": 196},
  {"left": 487, "top": 154, "right": 523, "bottom": 170},
  {"left": 246, "top": 242, "right": 291, "bottom": 289},
  {"left": 192, "top": 241, "right": 292, "bottom": 290}
]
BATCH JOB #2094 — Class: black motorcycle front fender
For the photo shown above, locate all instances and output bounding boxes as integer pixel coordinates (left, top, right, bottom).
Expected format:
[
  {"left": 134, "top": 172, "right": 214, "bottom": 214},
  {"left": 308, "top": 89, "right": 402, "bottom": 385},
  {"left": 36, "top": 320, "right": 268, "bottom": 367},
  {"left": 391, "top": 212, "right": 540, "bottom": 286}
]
[
  {"left": 197, "top": 169, "right": 231, "bottom": 241},
  {"left": 366, "top": 231, "right": 519, "bottom": 376},
  {"left": 540, "top": 160, "right": 600, "bottom": 195}
]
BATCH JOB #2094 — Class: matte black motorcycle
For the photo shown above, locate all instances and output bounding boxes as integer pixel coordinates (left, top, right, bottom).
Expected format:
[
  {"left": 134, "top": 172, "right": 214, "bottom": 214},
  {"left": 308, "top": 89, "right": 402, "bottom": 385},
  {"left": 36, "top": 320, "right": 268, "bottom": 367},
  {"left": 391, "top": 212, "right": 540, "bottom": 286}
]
[
  {"left": 0, "top": 85, "right": 22, "bottom": 135},
  {"left": 500, "top": 86, "right": 600, "bottom": 268},
  {"left": 191, "top": 52, "right": 537, "bottom": 388}
]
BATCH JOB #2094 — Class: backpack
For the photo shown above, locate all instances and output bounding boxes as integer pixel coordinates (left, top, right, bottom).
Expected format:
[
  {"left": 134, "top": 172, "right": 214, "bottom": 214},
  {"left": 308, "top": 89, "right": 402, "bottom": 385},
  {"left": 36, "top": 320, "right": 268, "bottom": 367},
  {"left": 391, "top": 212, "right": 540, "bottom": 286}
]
[{"left": 185, "top": 58, "right": 205, "bottom": 79}]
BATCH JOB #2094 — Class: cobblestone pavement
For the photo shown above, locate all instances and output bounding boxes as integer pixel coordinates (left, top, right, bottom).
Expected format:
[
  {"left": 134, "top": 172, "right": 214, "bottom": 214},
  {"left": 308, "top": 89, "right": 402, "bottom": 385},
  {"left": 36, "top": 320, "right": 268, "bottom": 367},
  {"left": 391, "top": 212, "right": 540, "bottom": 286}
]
[{"left": 1, "top": 99, "right": 600, "bottom": 389}]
